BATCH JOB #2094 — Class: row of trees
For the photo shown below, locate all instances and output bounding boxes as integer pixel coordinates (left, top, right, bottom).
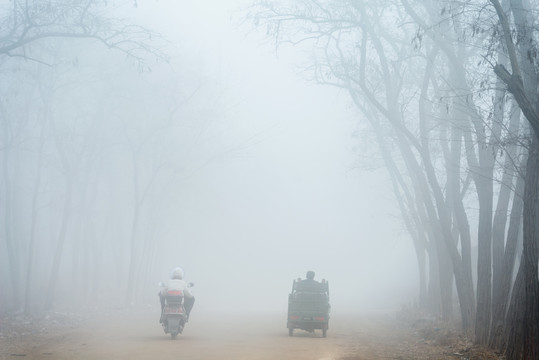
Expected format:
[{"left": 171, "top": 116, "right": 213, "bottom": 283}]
[
  {"left": 248, "top": 0, "right": 538, "bottom": 358},
  {"left": 0, "top": 1, "right": 221, "bottom": 313}
]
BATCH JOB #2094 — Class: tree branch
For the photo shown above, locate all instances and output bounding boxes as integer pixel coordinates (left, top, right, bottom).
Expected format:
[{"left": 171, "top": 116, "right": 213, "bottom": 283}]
[
  {"left": 0, "top": 1, "right": 168, "bottom": 66},
  {"left": 489, "top": 0, "right": 539, "bottom": 138},
  {"left": 493, "top": 63, "right": 539, "bottom": 137}
]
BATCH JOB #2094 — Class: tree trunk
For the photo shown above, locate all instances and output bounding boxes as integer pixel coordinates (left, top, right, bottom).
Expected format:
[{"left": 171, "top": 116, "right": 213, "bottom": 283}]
[
  {"left": 24, "top": 121, "right": 47, "bottom": 314},
  {"left": 125, "top": 150, "right": 141, "bottom": 306},
  {"left": 504, "top": 137, "right": 539, "bottom": 359},
  {"left": 1, "top": 110, "right": 21, "bottom": 310},
  {"left": 490, "top": 155, "right": 525, "bottom": 349},
  {"left": 371, "top": 116, "right": 429, "bottom": 307},
  {"left": 475, "top": 173, "right": 494, "bottom": 343},
  {"left": 45, "top": 176, "right": 73, "bottom": 310},
  {"left": 489, "top": 99, "right": 523, "bottom": 349},
  {"left": 445, "top": 121, "right": 475, "bottom": 324},
  {"left": 418, "top": 109, "right": 475, "bottom": 330},
  {"left": 45, "top": 114, "right": 74, "bottom": 310}
]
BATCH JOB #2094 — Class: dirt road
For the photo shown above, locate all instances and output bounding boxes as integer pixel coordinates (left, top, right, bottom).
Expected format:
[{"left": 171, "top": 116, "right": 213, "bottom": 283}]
[{"left": 0, "top": 309, "right": 499, "bottom": 360}]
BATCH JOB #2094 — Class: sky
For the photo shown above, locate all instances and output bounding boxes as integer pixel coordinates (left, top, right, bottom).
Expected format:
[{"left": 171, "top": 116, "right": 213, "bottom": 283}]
[{"left": 125, "top": 0, "right": 419, "bottom": 314}]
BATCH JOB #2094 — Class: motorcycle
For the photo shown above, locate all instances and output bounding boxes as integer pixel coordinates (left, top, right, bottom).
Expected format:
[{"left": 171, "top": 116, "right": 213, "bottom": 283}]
[{"left": 158, "top": 281, "right": 194, "bottom": 339}]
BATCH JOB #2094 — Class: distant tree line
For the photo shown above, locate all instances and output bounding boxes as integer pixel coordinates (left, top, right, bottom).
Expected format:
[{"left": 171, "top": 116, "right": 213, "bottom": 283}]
[
  {"left": 0, "top": 0, "right": 217, "bottom": 314},
  {"left": 247, "top": 0, "right": 538, "bottom": 358}
]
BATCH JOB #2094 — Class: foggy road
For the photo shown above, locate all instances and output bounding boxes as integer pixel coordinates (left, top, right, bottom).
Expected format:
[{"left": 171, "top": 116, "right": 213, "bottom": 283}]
[
  {"left": 0, "top": 0, "right": 535, "bottom": 358},
  {"left": 1, "top": 309, "right": 472, "bottom": 360},
  {"left": 12, "top": 310, "right": 348, "bottom": 360}
]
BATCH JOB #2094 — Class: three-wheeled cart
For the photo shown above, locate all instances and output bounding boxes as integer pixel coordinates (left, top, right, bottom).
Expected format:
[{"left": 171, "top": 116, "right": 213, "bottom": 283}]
[{"left": 287, "top": 278, "right": 330, "bottom": 337}]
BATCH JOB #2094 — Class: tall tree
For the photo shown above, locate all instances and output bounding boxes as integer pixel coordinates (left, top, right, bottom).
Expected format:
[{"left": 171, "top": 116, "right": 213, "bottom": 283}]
[
  {"left": 490, "top": 0, "right": 539, "bottom": 357},
  {"left": 0, "top": 0, "right": 165, "bottom": 311},
  {"left": 248, "top": 0, "right": 532, "bottom": 344},
  {"left": 248, "top": 0, "right": 480, "bottom": 330}
]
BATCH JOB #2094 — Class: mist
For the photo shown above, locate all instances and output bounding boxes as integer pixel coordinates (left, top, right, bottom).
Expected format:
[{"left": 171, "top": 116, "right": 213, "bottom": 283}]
[
  {"left": 3, "top": 1, "right": 539, "bottom": 358},
  {"left": 136, "top": 0, "right": 419, "bottom": 315},
  {"left": 0, "top": 0, "right": 419, "bottom": 318}
]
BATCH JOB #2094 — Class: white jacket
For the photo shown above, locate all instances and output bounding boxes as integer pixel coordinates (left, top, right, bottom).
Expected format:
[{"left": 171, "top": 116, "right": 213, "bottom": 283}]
[{"left": 161, "top": 279, "right": 193, "bottom": 298}]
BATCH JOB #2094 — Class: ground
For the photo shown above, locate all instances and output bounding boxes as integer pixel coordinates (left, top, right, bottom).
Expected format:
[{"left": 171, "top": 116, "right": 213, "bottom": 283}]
[{"left": 0, "top": 308, "right": 504, "bottom": 360}]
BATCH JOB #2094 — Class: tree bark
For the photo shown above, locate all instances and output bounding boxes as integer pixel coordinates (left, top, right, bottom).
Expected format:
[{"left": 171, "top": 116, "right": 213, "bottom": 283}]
[
  {"left": 1, "top": 111, "right": 20, "bottom": 309},
  {"left": 125, "top": 156, "right": 141, "bottom": 306},
  {"left": 24, "top": 119, "right": 47, "bottom": 314},
  {"left": 45, "top": 114, "right": 74, "bottom": 310},
  {"left": 490, "top": 99, "right": 524, "bottom": 349},
  {"left": 490, "top": 154, "right": 525, "bottom": 349},
  {"left": 504, "top": 137, "right": 539, "bottom": 359}
]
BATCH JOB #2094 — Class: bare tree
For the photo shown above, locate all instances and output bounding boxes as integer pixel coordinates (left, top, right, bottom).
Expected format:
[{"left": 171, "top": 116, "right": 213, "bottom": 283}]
[
  {"left": 0, "top": 0, "right": 167, "bottom": 67},
  {"left": 247, "top": 0, "right": 480, "bottom": 329},
  {"left": 490, "top": 0, "right": 539, "bottom": 357},
  {"left": 0, "top": 0, "right": 166, "bottom": 311},
  {"left": 247, "top": 1, "right": 532, "bottom": 346}
]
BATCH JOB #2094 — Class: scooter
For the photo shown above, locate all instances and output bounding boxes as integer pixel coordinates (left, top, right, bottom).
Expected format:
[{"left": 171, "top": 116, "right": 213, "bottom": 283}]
[{"left": 158, "top": 282, "right": 194, "bottom": 339}]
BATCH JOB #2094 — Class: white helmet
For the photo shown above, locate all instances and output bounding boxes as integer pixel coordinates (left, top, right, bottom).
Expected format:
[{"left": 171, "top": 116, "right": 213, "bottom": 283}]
[{"left": 171, "top": 267, "right": 184, "bottom": 280}]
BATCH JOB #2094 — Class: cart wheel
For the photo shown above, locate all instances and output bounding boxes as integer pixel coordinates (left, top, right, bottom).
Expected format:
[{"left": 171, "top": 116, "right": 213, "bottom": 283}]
[
  {"left": 288, "top": 328, "right": 293, "bottom": 337},
  {"left": 322, "top": 328, "right": 327, "bottom": 338}
]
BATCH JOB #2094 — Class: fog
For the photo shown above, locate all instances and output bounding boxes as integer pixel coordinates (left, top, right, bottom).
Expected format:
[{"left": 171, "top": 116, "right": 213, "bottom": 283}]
[
  {"left": 0, "top": 0, "right": 419, "bottom": 316},
  {"left": 140, "top": 0, "right": 418, "bottom": 314}
]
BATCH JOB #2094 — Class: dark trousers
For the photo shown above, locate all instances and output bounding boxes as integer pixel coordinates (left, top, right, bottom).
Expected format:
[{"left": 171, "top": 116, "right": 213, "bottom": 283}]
[{"left": 184, "top": 297, "right": 195, "bottom": 318}]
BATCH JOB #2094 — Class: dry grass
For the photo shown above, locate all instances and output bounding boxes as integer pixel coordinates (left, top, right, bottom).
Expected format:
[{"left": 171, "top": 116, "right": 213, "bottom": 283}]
[{"left": 402, "top": 307, "right": 505, "bottom": 360}]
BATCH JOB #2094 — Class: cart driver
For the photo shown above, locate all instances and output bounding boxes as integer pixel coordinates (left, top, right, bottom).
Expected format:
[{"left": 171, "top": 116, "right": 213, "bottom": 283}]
[
  {"left": 296, "top": 270, "right": 324, "bottom": 292},
  {"left": 302, "top": 271, "right": 318, "bottom": 284}
]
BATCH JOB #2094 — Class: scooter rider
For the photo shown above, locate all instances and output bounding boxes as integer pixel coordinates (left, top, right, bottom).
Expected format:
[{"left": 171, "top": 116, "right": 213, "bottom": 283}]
[{"left": 159, "top": 267, "right": 195, "bottom": 322}]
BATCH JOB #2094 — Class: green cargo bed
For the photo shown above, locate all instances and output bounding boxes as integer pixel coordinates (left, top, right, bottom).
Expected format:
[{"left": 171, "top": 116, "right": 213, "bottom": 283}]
[{"left": 287, "top": 279, "right": 330, "bottom": 337}]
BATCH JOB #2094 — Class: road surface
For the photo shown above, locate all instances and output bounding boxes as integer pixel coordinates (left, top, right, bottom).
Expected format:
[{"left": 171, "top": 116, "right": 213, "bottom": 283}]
[{"left": 0, "top": 309, "right": 496, "bottom": 360}]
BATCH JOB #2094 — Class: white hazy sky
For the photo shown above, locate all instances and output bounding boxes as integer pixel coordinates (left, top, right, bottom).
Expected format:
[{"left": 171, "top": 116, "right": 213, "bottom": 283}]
[{"left": 129, "top": 0, "right": 418, "bottom": 314}]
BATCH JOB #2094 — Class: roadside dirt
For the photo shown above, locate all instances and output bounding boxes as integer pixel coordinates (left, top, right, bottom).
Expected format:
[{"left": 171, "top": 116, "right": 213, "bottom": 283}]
[{"left": 0, "top": 309, "right": 503, "bottom": 360}]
